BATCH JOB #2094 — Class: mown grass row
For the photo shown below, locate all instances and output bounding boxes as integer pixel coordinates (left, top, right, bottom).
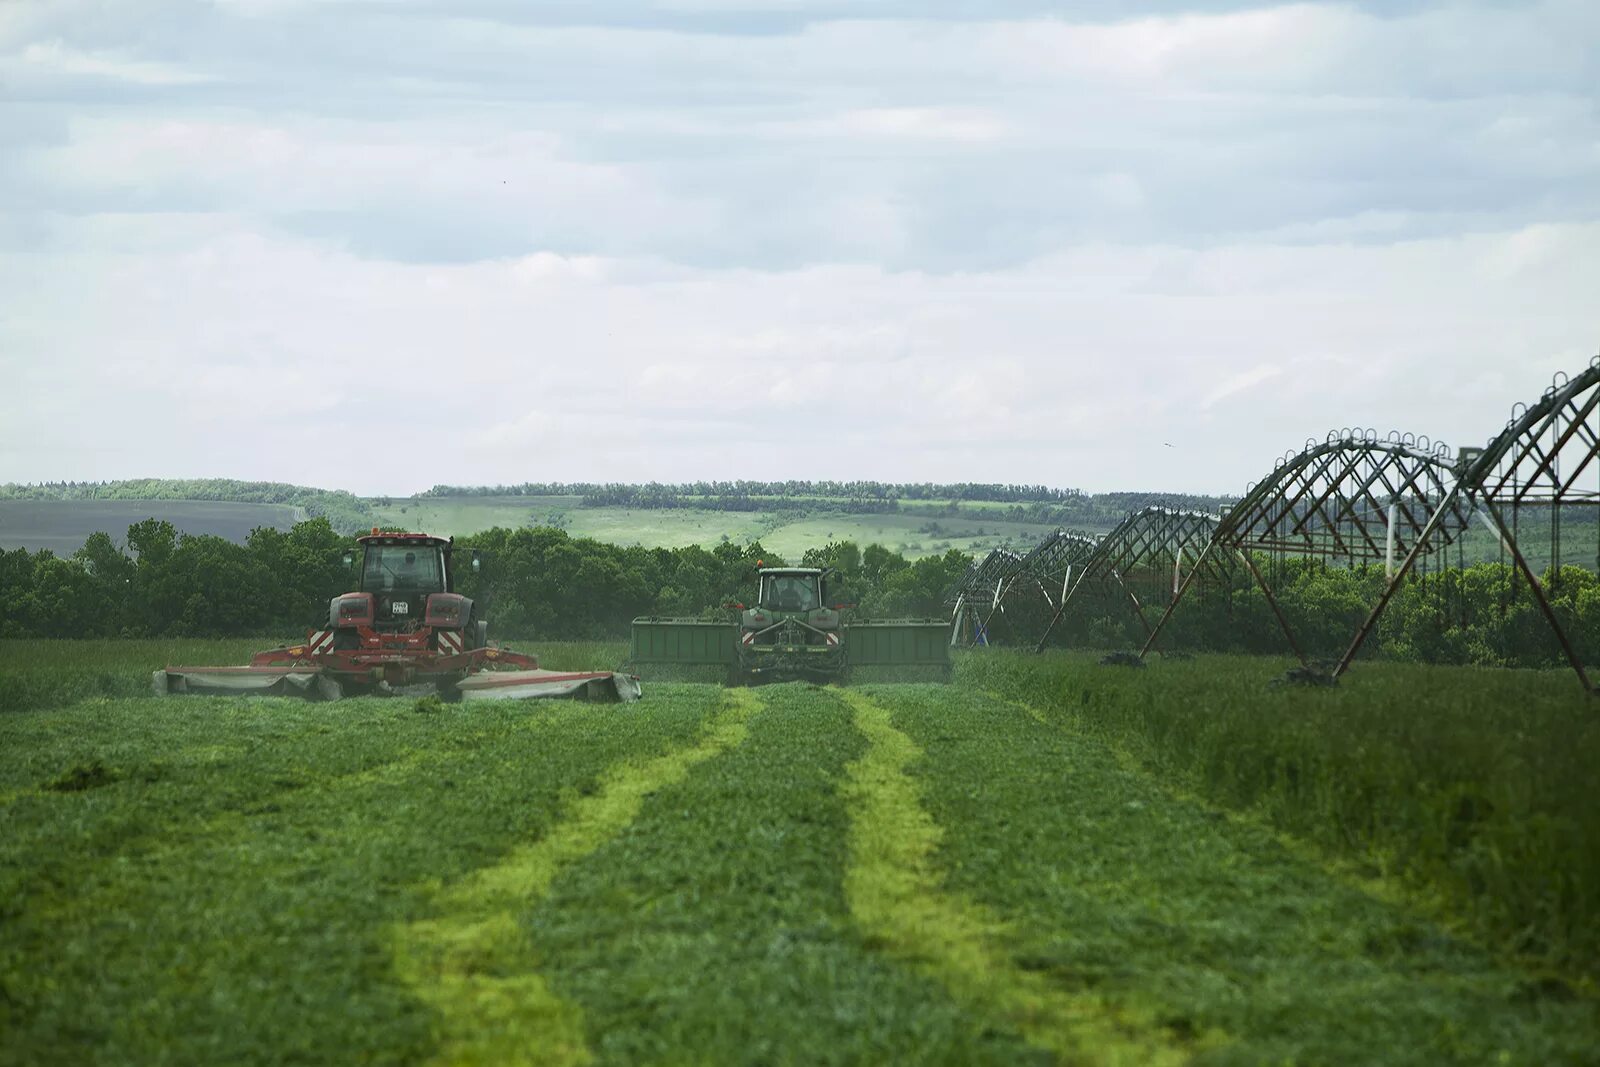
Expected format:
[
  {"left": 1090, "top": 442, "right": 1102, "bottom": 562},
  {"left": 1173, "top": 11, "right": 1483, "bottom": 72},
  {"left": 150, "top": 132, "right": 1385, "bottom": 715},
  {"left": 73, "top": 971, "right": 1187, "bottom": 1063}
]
[
  {"left": 0, "top": 685, "right": 714, "bottom": 1066},
  {"left": 393, "top": 688, "right": 762, "bottom": 1066},
  {"left": 868, "top": 685, "right": 1599, "bottom": 1066},
  {"left": 838, "top": 689, "right": 1192, "bottom": 1065},
  {"left": 525, "top": 683, "right": 1041, "bottom": 1065},
  {"left": 958, "top": 650, "right": 1600, "bottom": 980}
]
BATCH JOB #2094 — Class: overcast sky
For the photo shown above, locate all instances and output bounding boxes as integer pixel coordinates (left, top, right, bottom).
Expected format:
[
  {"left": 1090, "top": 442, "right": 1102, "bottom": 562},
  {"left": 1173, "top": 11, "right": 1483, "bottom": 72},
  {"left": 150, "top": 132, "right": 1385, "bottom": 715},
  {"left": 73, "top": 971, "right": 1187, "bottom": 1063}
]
[{"left": 1, "top": 0, "right": 1596, "bottom": 496}]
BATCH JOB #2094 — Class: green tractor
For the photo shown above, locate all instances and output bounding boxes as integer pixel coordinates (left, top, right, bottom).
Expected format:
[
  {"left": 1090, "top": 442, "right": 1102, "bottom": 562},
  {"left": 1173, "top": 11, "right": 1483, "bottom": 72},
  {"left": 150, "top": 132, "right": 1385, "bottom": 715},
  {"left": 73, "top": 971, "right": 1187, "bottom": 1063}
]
[{"left": 628, "top": 565, "right": 950, "bottom": 685}]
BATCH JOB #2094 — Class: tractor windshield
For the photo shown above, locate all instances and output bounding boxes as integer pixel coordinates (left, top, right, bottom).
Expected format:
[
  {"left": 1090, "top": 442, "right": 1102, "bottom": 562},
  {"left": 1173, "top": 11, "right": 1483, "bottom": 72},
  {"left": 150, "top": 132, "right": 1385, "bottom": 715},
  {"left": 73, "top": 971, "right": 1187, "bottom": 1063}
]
[
  {"left": 363, "top": 544, "right": 444, "bottom": 593},
  {"left": 761, "top": 574, "right": 820, "bottom": 612}
]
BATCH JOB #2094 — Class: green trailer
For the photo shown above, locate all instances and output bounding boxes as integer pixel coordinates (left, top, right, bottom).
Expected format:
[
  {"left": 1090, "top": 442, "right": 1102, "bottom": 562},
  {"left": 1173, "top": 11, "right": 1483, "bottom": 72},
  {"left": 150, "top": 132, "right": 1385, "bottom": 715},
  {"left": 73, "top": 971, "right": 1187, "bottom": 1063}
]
[{"left": 627, "top": 566, "right": 950, "bottom": 685}]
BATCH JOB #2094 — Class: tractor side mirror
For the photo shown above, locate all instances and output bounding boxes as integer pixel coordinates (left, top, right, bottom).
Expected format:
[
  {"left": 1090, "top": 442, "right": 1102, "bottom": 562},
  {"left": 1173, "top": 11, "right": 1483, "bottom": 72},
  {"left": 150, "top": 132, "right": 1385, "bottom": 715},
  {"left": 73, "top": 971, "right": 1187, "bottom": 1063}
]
[
  {"left": 342, "top": 551, "right": 354, "bottom": 568},
  {"left": 471, "top": 557, "right": 481, "bottom": 573}
]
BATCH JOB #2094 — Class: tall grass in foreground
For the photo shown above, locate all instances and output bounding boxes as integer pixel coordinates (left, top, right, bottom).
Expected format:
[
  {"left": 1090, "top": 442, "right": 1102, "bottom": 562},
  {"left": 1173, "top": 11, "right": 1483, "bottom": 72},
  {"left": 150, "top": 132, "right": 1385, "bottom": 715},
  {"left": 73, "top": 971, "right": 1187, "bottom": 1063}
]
[
  {"left": 0, "top": 639, "right": 631, "bottom": 714},
  {"left": 959, "top": 650, "right": 1600, "bottom": 979}
]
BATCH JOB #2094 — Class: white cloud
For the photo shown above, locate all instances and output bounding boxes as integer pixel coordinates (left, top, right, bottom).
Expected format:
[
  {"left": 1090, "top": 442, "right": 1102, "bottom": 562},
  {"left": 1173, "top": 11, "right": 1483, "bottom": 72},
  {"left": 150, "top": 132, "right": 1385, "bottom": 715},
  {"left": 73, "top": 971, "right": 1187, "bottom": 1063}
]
[
  {"left": 1, "top": 1, "right": 1598, "bottom": 495},
  {"left": 1202, "top": 364, "right": 1282, "bottom": 410},
  {"left": 9, "top": 40, "right": 211, "bottom": 85},
  {"left": 813, "top": 107, "right": 1013, "bottom": 142},
  {"left": 4, "top": 220, "right": 1596, "bottom": 493}
]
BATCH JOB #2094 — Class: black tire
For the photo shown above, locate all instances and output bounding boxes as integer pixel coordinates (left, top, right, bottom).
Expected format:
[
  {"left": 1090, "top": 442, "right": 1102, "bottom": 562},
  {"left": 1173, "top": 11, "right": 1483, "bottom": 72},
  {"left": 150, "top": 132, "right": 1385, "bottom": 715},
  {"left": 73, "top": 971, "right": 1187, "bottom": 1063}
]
[{"left": 456, "top": 615, "right": 488, "bottom": 652}]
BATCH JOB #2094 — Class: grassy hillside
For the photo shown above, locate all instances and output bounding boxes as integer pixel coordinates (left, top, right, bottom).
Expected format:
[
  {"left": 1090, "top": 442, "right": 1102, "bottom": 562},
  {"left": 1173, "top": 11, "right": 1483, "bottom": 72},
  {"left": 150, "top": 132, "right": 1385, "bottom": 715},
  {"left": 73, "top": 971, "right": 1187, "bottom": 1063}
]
[
  {"left": 2, "top": 486, "right": 1089, "bottom": 559},
  {"left": 370, "top": 495, "right": 1078, "bottom": 559}
]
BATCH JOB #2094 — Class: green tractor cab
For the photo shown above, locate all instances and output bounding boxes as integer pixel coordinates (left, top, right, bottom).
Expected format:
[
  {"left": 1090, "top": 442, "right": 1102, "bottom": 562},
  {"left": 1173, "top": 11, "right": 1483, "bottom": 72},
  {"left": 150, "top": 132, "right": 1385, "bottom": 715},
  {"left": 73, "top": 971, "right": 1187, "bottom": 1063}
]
[
  {"left": 628, "top": 564, "right": 949, "bottom": 686},
  {"left": 736, "top": 567, "right": 845, "bottom": 684}
]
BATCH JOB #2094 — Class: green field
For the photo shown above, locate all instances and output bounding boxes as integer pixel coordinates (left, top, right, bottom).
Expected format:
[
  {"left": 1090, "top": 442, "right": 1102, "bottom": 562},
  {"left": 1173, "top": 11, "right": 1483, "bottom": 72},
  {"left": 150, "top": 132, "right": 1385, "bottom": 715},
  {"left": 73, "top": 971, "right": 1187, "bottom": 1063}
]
[
  {"left": 370, "top": 495, "right": 1071, "bottom": 558},
  {"left": 1, "top": 642, "right": 1596, "bottom": 1065}
]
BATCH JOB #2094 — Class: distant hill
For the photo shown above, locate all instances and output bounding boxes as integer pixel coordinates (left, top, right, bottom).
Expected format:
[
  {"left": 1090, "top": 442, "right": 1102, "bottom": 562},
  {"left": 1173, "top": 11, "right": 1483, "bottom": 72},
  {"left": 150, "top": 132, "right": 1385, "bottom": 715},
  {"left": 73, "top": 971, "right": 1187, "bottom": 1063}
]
[
  {"left": 0, "top": 478, "right": 1234, "bottom": 559},
  {"left": 420, "top": 480, "right": 1233, "bottom": 527},
  {"left": 0, "top": 480, "right": 376, "bottom": 535}
]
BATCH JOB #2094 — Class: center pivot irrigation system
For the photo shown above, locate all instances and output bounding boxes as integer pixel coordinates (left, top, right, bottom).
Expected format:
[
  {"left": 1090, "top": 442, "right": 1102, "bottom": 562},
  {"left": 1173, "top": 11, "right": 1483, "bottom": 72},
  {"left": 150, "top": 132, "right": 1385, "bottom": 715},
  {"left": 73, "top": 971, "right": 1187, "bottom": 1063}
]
[{"left": 948, "top": 354, "right": 1600, "bottom": 692}]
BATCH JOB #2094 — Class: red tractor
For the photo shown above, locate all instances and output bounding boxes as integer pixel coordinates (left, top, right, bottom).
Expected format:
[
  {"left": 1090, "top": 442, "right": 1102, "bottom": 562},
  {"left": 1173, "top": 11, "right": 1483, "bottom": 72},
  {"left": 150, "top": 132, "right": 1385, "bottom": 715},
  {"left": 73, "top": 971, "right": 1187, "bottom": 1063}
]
[{"left": 156, "top": 530, "right": 639, "bottom": 702}]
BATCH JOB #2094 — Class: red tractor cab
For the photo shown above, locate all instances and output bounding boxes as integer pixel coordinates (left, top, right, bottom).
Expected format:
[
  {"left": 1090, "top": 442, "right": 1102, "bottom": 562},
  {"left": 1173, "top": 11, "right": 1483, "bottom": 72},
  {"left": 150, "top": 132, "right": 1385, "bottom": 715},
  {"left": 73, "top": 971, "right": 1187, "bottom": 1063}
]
[{"left": 328, "top": 531, "right": 486, "bottom": 653}]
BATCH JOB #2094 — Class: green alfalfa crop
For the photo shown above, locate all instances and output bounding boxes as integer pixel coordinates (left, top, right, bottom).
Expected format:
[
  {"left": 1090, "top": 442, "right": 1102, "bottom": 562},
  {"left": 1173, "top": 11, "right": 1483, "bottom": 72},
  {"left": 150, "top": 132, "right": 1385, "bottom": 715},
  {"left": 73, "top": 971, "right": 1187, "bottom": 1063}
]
[{"left": 956, "top": 649, "right": 1600, "bottom": 979}]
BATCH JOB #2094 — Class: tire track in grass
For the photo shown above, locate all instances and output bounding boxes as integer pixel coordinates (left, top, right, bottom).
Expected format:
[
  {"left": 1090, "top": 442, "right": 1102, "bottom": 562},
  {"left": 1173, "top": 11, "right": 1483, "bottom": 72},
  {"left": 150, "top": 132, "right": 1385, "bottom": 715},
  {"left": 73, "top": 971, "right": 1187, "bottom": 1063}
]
[
  {"left": 392, "top": 689, "right": 762, "bottom": 1067},
  {"left": 838, "top": 689, "right": 1189, "bottom": 1067}
]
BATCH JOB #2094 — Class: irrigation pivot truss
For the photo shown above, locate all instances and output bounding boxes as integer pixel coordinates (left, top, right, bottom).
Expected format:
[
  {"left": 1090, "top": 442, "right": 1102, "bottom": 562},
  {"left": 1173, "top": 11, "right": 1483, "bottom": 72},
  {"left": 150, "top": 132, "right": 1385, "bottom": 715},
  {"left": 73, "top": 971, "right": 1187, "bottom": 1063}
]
[
  {"left": 1138, "top": 432, "right": 1474, "bottom": 666},
  {"left": 1033, "top": 507, "right": 1223, "bottom": 652},
  {"left": 948, "top": 529, "right": 1098, "bottom": 646},
  {"left": 1339, "top": 355, "right": 1600, "bottom": 689}
]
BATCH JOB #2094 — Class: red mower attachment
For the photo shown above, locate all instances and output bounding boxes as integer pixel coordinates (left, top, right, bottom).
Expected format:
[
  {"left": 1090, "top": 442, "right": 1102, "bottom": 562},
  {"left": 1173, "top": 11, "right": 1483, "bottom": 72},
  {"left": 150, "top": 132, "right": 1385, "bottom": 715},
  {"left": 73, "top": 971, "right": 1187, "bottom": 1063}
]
[{"left": 154, "top": 633, "right": 640, "bottom": 703}]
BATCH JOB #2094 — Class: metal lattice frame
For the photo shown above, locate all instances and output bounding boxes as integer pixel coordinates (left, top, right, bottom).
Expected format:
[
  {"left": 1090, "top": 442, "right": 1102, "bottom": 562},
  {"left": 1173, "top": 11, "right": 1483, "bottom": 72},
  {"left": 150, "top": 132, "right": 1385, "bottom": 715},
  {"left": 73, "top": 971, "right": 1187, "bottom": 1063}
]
[
  {"left": 1341, "top": 356, "right": 1600, "bottom": 689},
  {"left": 1033, "top": 507, "right": 1224, "bottom": 651},
  {"left": 948, "top": 529, "right": 1099, "bottom": 646},
  {"left": 947, "top": 548, "right": 1024, "bottom": 645},
  {"left": 1140, "top": 431, "right": 1473, "bottom": 665}
]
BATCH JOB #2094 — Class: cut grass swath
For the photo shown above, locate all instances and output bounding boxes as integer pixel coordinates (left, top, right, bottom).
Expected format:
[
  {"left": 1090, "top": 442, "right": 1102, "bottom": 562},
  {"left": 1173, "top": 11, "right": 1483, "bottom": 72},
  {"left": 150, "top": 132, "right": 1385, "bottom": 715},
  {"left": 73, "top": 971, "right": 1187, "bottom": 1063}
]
[
  {"left": 869, "top": 684, "right": 1600, "bottom": 1066},
  {"left": 958, "top": 650, "right": 1600, "bottom": 978},
  {"left": 838, "top": 689, "right": 1193, "bottom": 1066},
  {"left": 525, "top": 683, "right": 1042, "bottom": 1066},
  {"left": 0, "top": 690, "right": 715, "bottom": 1066},
  {"left": 392, "top": 688, "right": 762, "bottom": 1066}
]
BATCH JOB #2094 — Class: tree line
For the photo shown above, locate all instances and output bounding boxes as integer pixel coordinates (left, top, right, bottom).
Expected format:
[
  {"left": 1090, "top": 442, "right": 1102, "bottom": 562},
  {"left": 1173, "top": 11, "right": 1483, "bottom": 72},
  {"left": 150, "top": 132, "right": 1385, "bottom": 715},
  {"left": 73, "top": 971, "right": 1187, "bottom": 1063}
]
[
  {"left": 1, "top": 478, "right": 1237, "bottom": 534},
  {"left": 421, "top": 480, "right": 1093, "bottom": 503},
  {"left": 9, "top": 513, "right": 1585, "bottom": 671},
  {"left": 423, "top": 480, "right": 1236, "bottom": 525},
  {"left": 0, "top": 519, "right": 967, "bottom": 642}
]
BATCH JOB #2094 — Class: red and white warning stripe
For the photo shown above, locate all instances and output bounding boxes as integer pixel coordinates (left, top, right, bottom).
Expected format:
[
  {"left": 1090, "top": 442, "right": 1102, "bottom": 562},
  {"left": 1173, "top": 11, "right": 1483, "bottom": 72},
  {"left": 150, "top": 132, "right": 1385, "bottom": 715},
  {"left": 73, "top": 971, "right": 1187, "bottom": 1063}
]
[
  {"left": 307, "top": 630, "right": 336, "bottom": 656},
  {"left": 437, "top": 630, "right": 464, "bottom": 655}
]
